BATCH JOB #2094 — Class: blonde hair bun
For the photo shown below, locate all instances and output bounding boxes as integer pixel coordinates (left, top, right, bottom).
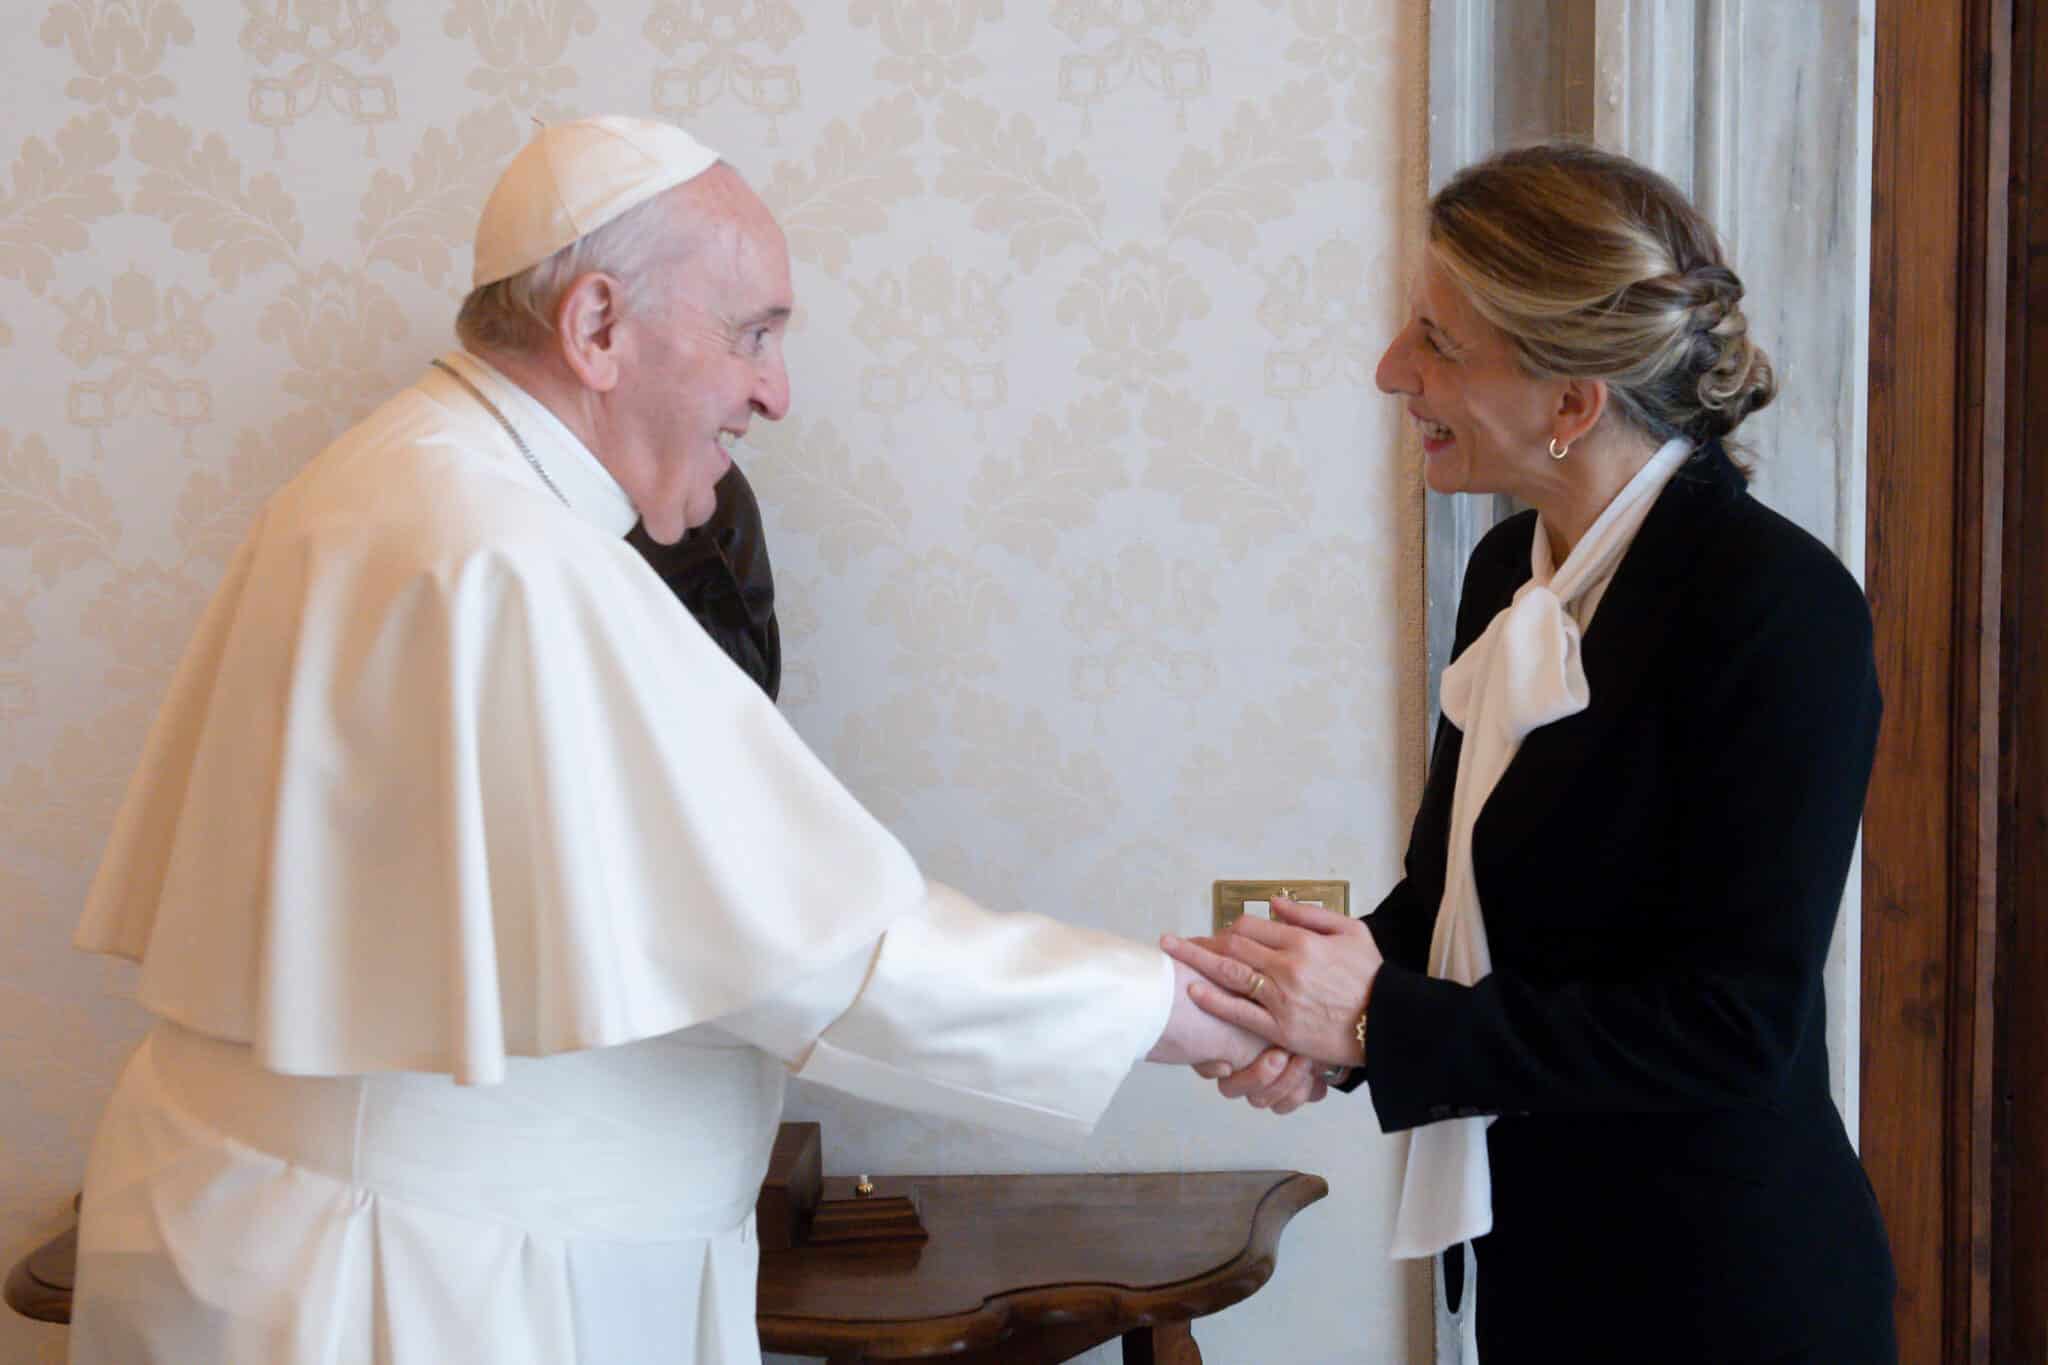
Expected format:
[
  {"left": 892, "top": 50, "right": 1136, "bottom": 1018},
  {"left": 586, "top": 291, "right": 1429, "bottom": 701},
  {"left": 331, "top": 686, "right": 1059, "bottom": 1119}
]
[{"left": 1678, "top": 264, "right": 1777, "bottom": 438}]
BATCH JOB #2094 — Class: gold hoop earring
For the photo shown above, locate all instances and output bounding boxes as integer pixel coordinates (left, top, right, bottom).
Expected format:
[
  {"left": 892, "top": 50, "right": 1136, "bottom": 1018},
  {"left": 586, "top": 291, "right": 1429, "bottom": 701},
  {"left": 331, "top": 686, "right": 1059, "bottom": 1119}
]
[{"left": 1548, "top": 437, "right": 1570, "bottom": 461}]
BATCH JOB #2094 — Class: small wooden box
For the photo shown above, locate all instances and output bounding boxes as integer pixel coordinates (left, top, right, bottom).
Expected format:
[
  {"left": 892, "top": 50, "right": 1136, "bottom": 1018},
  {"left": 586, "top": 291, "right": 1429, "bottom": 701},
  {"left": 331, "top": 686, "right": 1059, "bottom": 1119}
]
[{"left": 808, "top": 1176, "right": 928, "bottom": 1247}]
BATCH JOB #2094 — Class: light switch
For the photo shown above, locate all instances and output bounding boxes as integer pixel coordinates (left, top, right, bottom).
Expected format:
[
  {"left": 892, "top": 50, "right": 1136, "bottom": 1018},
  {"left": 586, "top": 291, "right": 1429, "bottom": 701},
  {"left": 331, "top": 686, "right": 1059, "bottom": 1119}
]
[{"left": 1211, "top": 879, "right": 1349, "bottom": 934}]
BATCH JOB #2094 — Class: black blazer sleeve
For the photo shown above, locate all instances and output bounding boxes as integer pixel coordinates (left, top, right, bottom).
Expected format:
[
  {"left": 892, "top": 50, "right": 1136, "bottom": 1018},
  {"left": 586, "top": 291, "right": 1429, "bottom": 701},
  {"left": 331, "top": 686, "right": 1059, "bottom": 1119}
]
[{"left": 1363, "top": 506, "right": 1880, "bottom": 1129}]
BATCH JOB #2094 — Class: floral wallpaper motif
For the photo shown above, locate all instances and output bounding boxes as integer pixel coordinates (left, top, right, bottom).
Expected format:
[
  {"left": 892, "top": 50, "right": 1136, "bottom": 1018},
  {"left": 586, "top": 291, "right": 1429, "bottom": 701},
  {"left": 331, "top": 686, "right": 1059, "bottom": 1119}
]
[
  {"left": 446, "top": 0, "right": 596, "bottom": 116},
  {"left": 40, "top": 0, "right": 193, "bottom": 118},
  {"left": 57, "top": 267, "right": 214, "bottom": 456},
  {"left": 645, "top": 0, "right": 802, "bottom": 131},
  {"left": 0, "top": 4, "right": 1428, "bottom": 1361},
  {"left": 1054, "top": 0, "right": 1215, "bottom": 128},
  {"left": 240, "top": 0, "right": 400, "bottom": 153},
  {"left": 850, "top": 252, "right": 1010, "bottom": 427},
  {"left": 853, "top": 0, "right": 1001, "bottom": 99}
]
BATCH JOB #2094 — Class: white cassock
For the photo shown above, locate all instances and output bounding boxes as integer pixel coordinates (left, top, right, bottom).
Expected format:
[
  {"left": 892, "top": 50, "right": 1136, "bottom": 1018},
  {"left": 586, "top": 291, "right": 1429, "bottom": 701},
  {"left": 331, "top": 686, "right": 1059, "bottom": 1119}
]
[{"left": 67, "top": 350, "right": 1173, "bottom": 1365}]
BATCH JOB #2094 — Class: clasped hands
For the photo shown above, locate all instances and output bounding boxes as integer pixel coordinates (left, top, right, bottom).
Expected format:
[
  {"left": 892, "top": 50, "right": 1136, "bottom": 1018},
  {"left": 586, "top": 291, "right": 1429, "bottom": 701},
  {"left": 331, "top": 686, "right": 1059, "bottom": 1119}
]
[{"left": 1160, "top": 898, "right": 1383, "bottom": 1116}]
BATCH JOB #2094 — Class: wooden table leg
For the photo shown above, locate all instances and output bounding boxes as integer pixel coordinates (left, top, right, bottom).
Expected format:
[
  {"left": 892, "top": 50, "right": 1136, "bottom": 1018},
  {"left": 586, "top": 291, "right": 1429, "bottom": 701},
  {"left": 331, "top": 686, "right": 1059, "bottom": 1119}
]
[{"left": 1122, "top": 1320, "right": 1201, "bottom": 1364}]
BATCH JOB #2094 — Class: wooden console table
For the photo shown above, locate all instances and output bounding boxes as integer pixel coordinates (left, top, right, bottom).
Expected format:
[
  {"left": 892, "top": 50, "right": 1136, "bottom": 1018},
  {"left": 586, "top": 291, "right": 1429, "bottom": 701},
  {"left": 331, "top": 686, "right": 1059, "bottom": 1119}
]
[
  {"left": 757, "top": 1169, "right": 1327, "bottom": 1364},
  {"left": 3, "top": 1215, "right": 71, "bottom": 1326},
  {"left": 10, "top": 1170, "right": 1326, "bottom": 1364}
]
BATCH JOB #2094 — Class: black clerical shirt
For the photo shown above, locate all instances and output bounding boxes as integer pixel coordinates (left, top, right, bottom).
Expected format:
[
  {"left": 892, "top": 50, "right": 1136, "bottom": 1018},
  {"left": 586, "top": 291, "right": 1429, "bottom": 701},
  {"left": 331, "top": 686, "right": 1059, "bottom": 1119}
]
[{"left": 626, "top": 462, "right": 781, "bottom": 700}]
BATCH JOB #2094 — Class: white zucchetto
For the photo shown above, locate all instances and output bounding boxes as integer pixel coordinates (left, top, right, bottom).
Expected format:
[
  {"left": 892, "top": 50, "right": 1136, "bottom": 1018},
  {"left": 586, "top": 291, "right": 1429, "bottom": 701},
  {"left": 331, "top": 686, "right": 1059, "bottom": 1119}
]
[{"left": 471, "top": 115, "right": 720, "bottom": 288}]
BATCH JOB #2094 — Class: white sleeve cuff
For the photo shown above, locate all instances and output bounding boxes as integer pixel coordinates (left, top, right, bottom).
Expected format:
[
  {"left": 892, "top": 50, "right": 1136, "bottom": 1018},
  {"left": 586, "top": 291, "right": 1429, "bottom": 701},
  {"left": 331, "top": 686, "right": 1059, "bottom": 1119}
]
[{"left": 790, "top": 880, "right": 1170, "bottom": 1145}]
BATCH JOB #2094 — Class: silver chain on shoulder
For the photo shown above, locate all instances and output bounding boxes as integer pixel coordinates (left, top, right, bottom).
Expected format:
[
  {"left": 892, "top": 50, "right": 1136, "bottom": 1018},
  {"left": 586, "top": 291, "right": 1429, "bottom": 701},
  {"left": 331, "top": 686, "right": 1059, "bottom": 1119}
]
[{"left": 430, "top": 358, "right": 570, "bottom": 508}]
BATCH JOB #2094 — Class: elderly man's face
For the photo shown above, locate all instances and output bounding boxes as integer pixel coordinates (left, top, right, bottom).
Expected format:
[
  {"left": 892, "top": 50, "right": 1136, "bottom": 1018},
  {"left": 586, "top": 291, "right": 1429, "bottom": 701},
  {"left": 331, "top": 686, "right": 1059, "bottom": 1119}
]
[{"left": 614, "top": 170, "right": 793, "bottom": 544}]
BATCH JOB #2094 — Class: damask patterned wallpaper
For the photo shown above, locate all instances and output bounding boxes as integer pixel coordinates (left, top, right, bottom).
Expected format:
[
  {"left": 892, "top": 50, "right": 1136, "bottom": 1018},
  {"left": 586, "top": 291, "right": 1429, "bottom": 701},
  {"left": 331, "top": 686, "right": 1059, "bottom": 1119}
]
[{"left": 0, "top": 3, "right": 1428, "bottom": 1361}]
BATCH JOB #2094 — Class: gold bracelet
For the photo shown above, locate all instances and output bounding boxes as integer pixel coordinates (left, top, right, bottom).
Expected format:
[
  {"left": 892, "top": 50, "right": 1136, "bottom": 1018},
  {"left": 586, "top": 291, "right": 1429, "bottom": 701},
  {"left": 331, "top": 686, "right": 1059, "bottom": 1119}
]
[{"left": 1319, "top": 1009, "right": 1371, "bottom": 1085}]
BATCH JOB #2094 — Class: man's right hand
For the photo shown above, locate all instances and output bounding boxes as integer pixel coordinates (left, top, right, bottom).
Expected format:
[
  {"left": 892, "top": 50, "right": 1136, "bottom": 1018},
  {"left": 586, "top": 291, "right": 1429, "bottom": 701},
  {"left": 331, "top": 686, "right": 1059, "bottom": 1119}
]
[{"left": 1145, "top": 960, "right": 1267, "bottom": 1072}]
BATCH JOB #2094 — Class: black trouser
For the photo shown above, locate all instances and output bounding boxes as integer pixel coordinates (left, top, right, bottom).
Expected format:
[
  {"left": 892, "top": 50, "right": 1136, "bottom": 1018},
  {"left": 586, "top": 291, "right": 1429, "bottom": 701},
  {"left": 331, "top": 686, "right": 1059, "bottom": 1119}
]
[{"left": 1462, "top": 1241, "right": 1898, "bottom": 1365}]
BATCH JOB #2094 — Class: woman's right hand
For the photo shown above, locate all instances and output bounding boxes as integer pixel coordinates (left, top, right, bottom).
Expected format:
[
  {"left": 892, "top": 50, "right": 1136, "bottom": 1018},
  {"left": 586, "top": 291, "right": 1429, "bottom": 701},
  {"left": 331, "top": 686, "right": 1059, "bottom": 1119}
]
[{"left": 1162, "top": 898, "right": 1381, "bottom": 1067}]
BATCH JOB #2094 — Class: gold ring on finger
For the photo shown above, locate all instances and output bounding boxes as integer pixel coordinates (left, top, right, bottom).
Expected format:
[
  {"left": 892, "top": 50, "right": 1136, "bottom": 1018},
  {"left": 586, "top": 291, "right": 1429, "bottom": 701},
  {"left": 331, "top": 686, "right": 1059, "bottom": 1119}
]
[{"left": 1246, "top": 972, "right": 1266, "bottom": 1000}]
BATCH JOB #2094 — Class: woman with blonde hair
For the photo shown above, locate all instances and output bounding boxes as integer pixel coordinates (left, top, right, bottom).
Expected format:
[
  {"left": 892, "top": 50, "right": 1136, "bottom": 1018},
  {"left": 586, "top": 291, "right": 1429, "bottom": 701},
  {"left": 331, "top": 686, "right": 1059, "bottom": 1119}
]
[{"left": 1169, "top": 142, "right": 1897, "bottom": 1361}]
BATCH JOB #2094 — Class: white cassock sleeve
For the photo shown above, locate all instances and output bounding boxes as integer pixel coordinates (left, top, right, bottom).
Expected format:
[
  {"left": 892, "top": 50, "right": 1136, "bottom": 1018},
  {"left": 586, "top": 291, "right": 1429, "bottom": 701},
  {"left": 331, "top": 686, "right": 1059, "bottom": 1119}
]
[
  {"left": 716, "top": 882, "right": 1174, "bottom": 1145},
  {"left": 75, "top": 378, "right": 1174, "bottom": 1141}
]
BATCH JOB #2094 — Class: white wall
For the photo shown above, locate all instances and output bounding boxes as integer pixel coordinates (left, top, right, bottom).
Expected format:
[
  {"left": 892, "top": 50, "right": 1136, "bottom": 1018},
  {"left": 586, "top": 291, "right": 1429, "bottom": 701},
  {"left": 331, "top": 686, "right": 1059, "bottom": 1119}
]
[{"left": 0, "top": 3, "right": 1431, "bottom": 1361}]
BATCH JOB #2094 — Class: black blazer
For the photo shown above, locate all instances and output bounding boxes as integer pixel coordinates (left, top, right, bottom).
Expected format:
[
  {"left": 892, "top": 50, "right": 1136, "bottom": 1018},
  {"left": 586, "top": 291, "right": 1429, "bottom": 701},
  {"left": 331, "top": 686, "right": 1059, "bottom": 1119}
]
[{"left": 1358, "top": 443, "right": 1895, "bottom": 1360}]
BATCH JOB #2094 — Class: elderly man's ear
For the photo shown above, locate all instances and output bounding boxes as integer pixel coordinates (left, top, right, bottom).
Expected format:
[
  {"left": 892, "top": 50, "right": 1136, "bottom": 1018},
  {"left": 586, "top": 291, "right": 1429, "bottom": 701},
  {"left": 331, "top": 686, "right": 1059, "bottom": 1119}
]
[{"left": 555, "top": 272, "right": 626, "bottom": 393}]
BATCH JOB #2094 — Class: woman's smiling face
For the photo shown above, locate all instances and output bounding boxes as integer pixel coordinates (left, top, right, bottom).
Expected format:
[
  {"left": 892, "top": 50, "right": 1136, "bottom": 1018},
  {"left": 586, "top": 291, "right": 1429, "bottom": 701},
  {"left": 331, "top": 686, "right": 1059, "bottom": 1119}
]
[{"left": 1375, "top": 252, "right": 1567, "bottom": 500}]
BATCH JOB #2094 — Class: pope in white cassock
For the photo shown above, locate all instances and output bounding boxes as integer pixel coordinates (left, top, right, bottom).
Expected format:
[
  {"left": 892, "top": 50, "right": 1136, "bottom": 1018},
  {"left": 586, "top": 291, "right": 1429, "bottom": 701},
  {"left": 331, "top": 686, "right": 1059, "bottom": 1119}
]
[{"left": 64, "top": 117, "right": 1290, "bottom": 1365}]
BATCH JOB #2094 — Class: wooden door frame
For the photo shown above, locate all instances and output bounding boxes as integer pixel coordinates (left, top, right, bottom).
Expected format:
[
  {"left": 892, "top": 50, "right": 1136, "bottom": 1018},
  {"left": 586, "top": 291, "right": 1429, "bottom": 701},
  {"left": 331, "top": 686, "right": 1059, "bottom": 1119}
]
[
  {"left": 1992, "top": 0, "right": 2045, "bottom": 1358},
  {"left": 1863, "top": 0, "right": 2041, "bottom": 1360}
]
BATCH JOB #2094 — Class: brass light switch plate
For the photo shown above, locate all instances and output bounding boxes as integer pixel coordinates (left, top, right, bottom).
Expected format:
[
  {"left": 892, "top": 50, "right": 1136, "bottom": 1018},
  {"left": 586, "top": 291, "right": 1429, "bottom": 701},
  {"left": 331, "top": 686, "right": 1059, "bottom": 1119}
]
[{"left": 1211, "top": 880, "right": 1350, "bottom": 934}]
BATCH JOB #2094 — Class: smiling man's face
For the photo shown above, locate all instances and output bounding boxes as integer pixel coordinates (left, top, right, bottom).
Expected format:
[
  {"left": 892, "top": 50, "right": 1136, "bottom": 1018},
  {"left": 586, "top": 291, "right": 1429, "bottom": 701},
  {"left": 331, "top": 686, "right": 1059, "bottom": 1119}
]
[{"left": 608, "top": 168, "right": 794, "bottom": 544}]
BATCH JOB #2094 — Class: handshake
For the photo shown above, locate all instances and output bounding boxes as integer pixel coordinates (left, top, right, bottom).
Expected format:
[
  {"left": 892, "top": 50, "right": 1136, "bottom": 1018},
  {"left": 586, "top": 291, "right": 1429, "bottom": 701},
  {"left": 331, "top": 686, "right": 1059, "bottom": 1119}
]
[{"left": 1144, "top": 896, "right": 1385, "bottom": 1116}]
